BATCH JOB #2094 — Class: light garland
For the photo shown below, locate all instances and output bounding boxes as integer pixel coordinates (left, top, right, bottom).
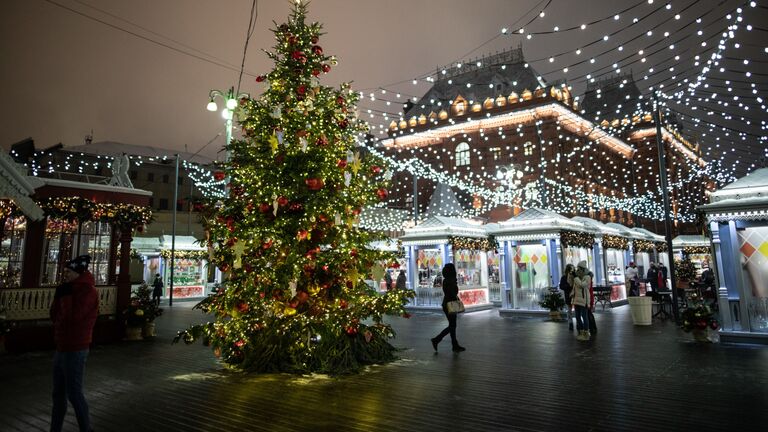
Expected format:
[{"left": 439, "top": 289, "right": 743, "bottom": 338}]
[
  {"left": 160, "top": 249, "right": 207, "bottom": 260},
  {"left": 602, "top": 234, "right": 629, "bottom": 250},
  {"left": 683, "top": 245, "right": 710, "bottom": 255},
  {"left": 449, "top": 235, "right": 498, "bottom": 252},
  {"left": 633, "top": 239, "right": 656, "bottom": 252},
  {"left": 39, "top": 197, "right": 153, "bottom": 231},
  {"left": 560, "top": 230, "right": 595, "bottom": 249}
]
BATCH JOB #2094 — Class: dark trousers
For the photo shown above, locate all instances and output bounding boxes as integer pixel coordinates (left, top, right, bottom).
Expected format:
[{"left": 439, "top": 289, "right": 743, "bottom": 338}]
[
  {"left": 434, "top": 306, "right": 459, "bottom": 347},
  {"left": 51, "top": 350, "right": 91, "bottom": 432}
]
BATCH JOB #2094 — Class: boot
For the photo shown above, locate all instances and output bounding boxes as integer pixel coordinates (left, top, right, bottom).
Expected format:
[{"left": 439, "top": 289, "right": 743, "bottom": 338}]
[
  {"left": 452, "top": 344, "right": 466, "bottom": 352},
  {"left": 430, "top": 337, "right": 439, "bottom": 352},
  {"left": 584, "top": 331, "right": 591, "bottom": 341},
  {"left": 576, "top": 330, "right": 587, "bottom": 341}
]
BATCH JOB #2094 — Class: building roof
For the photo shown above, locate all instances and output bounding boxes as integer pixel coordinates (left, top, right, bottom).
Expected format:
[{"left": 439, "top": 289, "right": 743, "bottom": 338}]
[
  {"left": 570, "top": 216, "right": 622, "bottom": 236},
  {"left": 65, "top": 141, "right": 214, "bottom": 165},
  {"left": 404, "top": 46, "right": 546, "bottom": 118},
  {"left": 425, "top": 183, "right": 464, "bottom": 217},
  {"left": 580, "top": 72, "right": 642, "bottom": 121},
  {"left": 672, "top": 235, "right": 709, "bottom": 247},
  {"left": 488, "top": 207, "right": 589, "bottom": 240},
  {"left": 0, "top": 152, "right": 44, "bottom": 220},
  {"left": 400, "top": 215, "right": 487, "bottom": 245},
  {"left": 699, "top": 167, "right": 768, "bottom": 215}
]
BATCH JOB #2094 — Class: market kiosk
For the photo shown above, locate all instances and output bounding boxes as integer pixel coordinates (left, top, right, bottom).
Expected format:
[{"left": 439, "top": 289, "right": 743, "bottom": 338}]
[
  {"left": 699, "top": 168, "right": 768, "bottom": 343},
  {"left": 158, "top": 235, "right": 210, "bottom": 299},
  {"left": 672, "top": 235, "right": 713, "bottom": 278},
  {"left": 399, "top": 216, "right": 492, "bottom": 311},
  {"left": 489, "top": 208, "right": 596, "bottom": 314}
]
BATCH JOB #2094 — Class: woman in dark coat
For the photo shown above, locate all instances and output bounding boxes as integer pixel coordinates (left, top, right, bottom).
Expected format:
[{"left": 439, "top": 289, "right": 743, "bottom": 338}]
[{"left": 430, "top": 263, "right": 466, "bottom": 353}]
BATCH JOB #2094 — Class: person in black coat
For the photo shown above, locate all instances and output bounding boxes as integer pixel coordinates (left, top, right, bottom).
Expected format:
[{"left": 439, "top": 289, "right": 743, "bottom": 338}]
[{"left": 430, "top": 263, "right": 466, "bottom": 353}]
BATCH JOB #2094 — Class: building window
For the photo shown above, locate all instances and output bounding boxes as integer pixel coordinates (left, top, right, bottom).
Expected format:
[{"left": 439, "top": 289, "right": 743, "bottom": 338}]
[
  {"left": 524, "top": 141, "right": 534, "bottom": 156},
  {"left": 455, "top": 142, "right": 470, "bottom": 167},
  {"left": 162, "top": 174, "right": 169, "bottom": 184},
  {"left": 489, "top": 147, "right": 501, "bottom": 161},
  {"left": 147, "top": 172, "right": 155, "bottom": 182},
  {"left": 0, "top": 217, "right": 26, "bottom": 288},
  {"left": 159, "top": 198, "right": 169, "bottom": 210}
]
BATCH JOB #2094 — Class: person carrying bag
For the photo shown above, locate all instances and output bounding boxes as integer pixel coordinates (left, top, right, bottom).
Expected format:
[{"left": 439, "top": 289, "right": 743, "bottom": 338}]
[{"left": 430, "top": 263, "right": 466, "bottom": 352}]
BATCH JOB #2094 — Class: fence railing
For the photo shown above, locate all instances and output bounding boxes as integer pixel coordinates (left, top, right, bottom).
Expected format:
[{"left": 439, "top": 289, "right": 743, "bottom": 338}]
[{"left": 0, "top": 286, "right": 118, "bottom": 320}]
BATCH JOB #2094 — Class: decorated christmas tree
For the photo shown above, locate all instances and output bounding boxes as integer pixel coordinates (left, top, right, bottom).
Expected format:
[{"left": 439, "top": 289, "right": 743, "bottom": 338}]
[{"left": 175, "top": 2, "right": 412, "bottom": 374}]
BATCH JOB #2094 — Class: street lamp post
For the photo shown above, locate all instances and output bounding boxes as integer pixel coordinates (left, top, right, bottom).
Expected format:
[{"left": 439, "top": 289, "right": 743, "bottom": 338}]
[{"left": 206, "top": 87, "right": 250, "bottom": 163}]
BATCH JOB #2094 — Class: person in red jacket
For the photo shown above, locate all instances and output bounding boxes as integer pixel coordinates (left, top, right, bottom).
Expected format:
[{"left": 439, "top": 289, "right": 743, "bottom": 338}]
[{"left": 50, "top": 255, "right": 98, "bottom": 432}]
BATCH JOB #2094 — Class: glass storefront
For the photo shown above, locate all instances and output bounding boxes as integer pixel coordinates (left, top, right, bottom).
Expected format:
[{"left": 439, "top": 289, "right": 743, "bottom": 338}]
[
  {"left": 513, "top": 244, "right": 550, "bottom": 310},
  {"left": 164, "top": 256, "right": 206, "bottom": 299},
  {"left": 0, "top": 216, "right": 26, "bottom": 289},
  {"left": 563, "top": 246, "right": 594, "bottom": 274},
  {"left": 737, "top": 226, "right": 768, "bottom": 332},
  {"left": 604, "top": 248, "right": 627, "bottom": 301},
  {"left": 414, "top": 248, "right": 443, "bottom": 306},
  {"left": 454, "top": 249, "right": 483, "bottom": 288},
  {"left": 487, "top": 250, "right": 501, "bottom": 303}
]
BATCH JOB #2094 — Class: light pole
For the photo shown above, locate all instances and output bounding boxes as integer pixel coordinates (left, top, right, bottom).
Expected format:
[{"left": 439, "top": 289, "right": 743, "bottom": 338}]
[{"left": 206, "top": 87, "right": 249, "bottom": 162}]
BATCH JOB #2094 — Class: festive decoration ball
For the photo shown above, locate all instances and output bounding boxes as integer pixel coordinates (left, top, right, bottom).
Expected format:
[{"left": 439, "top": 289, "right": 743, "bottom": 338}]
[
  {"left": 311, "top": 69, "right": 320, "bottom": 77},
  {"left": 288, "top": 36, "right": 298, "bottom": 45},
  {"left": 297, "top": 85, "right": 307, "bottom": 95},
  {"left": 336, "top": 96, "right": 345, "bottom": 105},
  {"left": 371, "top": 165, "right": 381, "bottom": 174},
  {"left": 312, "top": 45, "right": 323, "bottom": 55},
  {"left": 322, "top": 63, "right": 331, "bottom": 73},
  {"left": 311, "top": 35, "right": 319, "bottom": 44},
  {"left": 350, "top": 249, "right": 358, "bottom": 257},
  {"left": 305, "top": 178, "right": 324, "bottom": 191},
  {"left": 337, "top": 159, "right": 347, "bottom": 168},
  {"left": 316, "top": 136, "right": 328, "bottom": 146},
  {"left": 345, "top": 326, "right": 358, "bottom": 336},
  {"left": 213, "top": 171, "right": 226, "bottom": 181},
  {"left": 255, "top": 75, "right": 266, "bottom": 83},
  {"left": 376, "top": 188, "right": 389, "bottom": 201},
  {"left": 236, "top": 302, "right": 249, "bottom": 313},
  {"left": 696, "top": 320, "right": 707, "bottom": 329},
  {"left": 277, "top": 196, "right": 289, "bottom": 206},
  {"left": 289, "top": 202, "right": 303, "bottom": 212},
  {"left": 262, "top": 239, "right": 274, "bottom": 249},
  {"left": 710, "top": 320, "right": 719, "bottom": 330},
  {"left": 338, "top": 119, "right": 349, "bottom": 129},
  {"left": 339, "top": 299, "right": 348, "bottom": 309},
  {"left": 259, "top": 203, "right": 270, "bottom": 213}
]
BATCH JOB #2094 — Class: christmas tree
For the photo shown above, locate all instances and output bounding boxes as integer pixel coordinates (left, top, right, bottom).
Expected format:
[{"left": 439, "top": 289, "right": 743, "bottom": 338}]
[{"left": 175, "top": 2, "right": 413, "bottom": 374}]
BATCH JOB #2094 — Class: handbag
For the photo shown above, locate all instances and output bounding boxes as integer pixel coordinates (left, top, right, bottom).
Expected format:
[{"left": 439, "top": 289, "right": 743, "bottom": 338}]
[{"left": 446, "top": 299, "right": 465, "bottom": 314}]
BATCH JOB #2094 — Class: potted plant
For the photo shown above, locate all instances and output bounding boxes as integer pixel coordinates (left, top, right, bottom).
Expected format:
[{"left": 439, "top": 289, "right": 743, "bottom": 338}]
[
  {"left": 681, "top": 294, "right": 719, "bottom": 342},
  {"left": 539, "top": 290, "right": 566, "bottom": 321},
  {"left": 124, "top": 301, "right": 147, "bottom": 340},
  {"left": 131, "top": 282, "right": 163, "bottom": 338}
]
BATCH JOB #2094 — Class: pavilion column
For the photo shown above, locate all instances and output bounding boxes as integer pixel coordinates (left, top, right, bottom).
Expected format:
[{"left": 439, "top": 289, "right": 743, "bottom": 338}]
[
  {"left": 116, "top": 228, "right": 133, "bottom": 329},
  {"left": 20, "top": 218, "right": 45, "bottom": 288}
]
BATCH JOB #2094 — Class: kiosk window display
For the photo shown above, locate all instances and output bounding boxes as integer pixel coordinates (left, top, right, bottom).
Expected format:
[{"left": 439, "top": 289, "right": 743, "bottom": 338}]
[
  {"left": 604, "top": 248, "right": 627, "bottom": 301},
  {"left": 417, "top": 248, "right": 443, "bottom": 288},
  {"left": 513, "top": 244, "right": 550, "bottom": 310},
  {"left": 487, "top": 251, "right": 501, "bottom": 302},
  {"left": 161, "top": 250, "right": 207, "bottom": 299},
  {"left": 453, "top": 249, "right": 489, "bottom": 307},
  {"left": 0, "top": 216, "right": 26, "bottom": 288},
  {"left": 737, "top": 226, "right": 768, "bottom": 332},
  {"left": 40, "top": 219, "right": 113, "bottom": 286}
]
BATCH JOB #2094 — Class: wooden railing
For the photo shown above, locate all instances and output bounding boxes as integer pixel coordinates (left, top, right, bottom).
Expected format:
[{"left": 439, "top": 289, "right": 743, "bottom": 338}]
[{"left": 0, "top": 286, "right": 118, "bottom": 320}]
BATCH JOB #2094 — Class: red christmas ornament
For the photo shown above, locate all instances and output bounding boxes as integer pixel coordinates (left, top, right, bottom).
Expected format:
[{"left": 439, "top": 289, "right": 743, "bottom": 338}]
[
  {"left": 288, "top": 36, "right": 298, "bottom": 45},
  {"left": 246, "top": 202, "right": 254, "bottom": 212},
  {"left": 236, "top": 302, "right": 249, "bottom": 313},
  {"left": 311, "top": 45, "right": 323, "bottom": 55},
  {"left": 350, "top": 249, "right": 358, "bottom": 257},
  {"left": 235, "top": 340, "right": 245, "bottom": 348},
  {"left": 311, "top": 35, "right": 319, "bottom": 44},
  {"left": 296, "top": 129, "right": 308, "bottom": 137},
  {"left": 305, "top": 178, "right": 324, "bottom": 191},
  {"left": 336, "top": 96, "right": 345, "bottom": 105},
  {"left": 262, "top": 239, "right": 273, "bottom": 250},
  {"left": 297, "top": 229, "right": 309, "bottom": 241},
  {"left": 297, "top": 85, "right": 307, "bottom": 95},
  {"left": 338, "top": 119, "right": 349, "bottom": 129},
  {"left": 213, "top": 171, "right": 226, "bottom": 181},
  {"left": 371, "top": 165, "right": 382, "bottom": 174},
  {"left": 345, "top": 326, "right": 358, "bottom": 336},
  {"left": 289, "top": 202, "right": 303, "bottom": 212},
  {"left": 322, "top": 63, "right": 331, "bottom": 73},
  {"left": 255, "top": 75, "right": 266, "bottom": 83},
  {"left": 337, "top": 159, "right": 347, "bottom": 169},
  {"left": 277, "top": 196, "right": 289, "bottom": 206},
  {"left": 339, "top": 299, "right": 348, "bottom": 309},
  {"left": 296, "top": 291, "right": 309, "bottom": 303},
  {"left": 259, "top": 203, "right": 270, "bottom": 213},
  {"left": 220, "top": 263, "right": 230, "bottom": 272},
  {"left": 376, "top": 188, "right": 389, "bottom": 201},
  {"left": 311, "top": 69, "right": 321, "bottom": 77},
  {"left": 316, "top": 135, "right": 329, "bottom": 146},
  {"left": 709, "top": 320, "right": 719, "bottom": 330}
]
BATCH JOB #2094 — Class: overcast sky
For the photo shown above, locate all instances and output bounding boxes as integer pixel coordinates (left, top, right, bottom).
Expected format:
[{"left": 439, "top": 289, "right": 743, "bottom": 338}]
[{"left": 1, "top": 0, "right": 762, "bottom": 169}]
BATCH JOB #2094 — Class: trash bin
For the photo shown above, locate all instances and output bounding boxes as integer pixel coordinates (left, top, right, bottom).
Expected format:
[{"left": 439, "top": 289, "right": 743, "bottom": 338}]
[{"left": 628, "top": 296, "right": 652, "bottom": 325}]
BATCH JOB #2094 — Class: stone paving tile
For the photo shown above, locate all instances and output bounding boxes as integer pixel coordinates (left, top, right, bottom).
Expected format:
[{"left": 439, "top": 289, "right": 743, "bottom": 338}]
[{"left": 1, "top": 302, "right": 767, "bottom": 431}]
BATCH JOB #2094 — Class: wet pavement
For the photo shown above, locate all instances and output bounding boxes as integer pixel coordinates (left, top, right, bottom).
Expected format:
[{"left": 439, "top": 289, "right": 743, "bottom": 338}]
[{"left": 1, "top": 302, "right": 767, "bottom": 431}]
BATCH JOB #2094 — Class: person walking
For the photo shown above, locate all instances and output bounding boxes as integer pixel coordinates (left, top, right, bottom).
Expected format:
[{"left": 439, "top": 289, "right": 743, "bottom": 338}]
[
  {"left": 395, "top": 270, "right": 407, "bottom": 290},
  {"left": 430, "top": 263, "right": 466, "bottom": 353},
  {"left": 559, "top": 264, "right": 575, "bottom": 331},
  {"left": 625, "top": 262, "right": 639, "bottom": 296},
  {"left": 49, "top": 255, "right": 99, "bottom": 432},
  {"left": 571, "top": 260, "right": 592, "bottom": 341},
  {"left": 151, "top": 273, "right": 164, "bottom": 306},
  {"left": 384, "top": 270, "right": 393, "bottom": 291}
]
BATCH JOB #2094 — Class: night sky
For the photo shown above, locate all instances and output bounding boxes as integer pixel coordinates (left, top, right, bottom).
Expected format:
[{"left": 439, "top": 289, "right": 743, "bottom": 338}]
[{"left": 1, "top": 0, "right": 764, "bottom": 173}]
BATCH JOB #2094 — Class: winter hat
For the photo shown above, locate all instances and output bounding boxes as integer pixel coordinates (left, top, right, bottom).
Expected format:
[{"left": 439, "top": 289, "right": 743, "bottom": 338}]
[
  {"left": 65, "top": 255, "right": 91, "bottom": 274},
  {"left": 577, "top": 260, "right": 588, "bottom": 270}
]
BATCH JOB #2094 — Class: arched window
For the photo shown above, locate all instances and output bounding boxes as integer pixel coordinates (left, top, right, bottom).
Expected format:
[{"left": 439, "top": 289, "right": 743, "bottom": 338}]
[{"left": 455, "top": 142, "right": 470, "bottom": 167}]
